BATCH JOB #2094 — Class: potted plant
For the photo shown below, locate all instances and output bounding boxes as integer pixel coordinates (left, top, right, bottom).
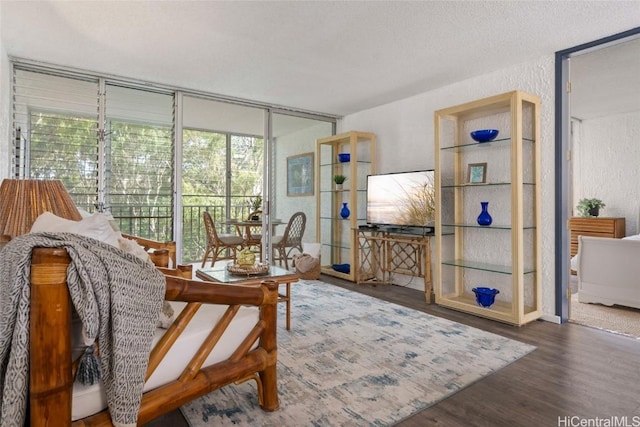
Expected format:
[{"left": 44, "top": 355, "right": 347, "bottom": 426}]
[
  {"left": 248, "top": 195, "right": 262, "bottom": 219},
  {"left": 333, "top": 174, "right": 347, "bottom": 190},
  {"left": 577, "top": 198, "right": 605, "bottom": 217}
]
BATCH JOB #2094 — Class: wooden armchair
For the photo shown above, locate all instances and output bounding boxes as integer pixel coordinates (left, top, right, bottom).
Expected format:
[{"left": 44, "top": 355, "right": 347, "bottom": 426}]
[{"left": 27, "top": 236, "right": 280, "bottom": 426}]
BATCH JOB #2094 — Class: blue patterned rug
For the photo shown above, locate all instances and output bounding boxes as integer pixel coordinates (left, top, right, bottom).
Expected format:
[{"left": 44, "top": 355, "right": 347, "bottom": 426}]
[{"left": 181, "top": 280, "right": 535, "bottom": 426}]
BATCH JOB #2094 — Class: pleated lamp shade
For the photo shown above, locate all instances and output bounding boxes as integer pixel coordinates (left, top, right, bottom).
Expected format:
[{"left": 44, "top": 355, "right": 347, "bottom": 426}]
[{"left": 0, "top": 179, "right": 82, "bottom": 241}]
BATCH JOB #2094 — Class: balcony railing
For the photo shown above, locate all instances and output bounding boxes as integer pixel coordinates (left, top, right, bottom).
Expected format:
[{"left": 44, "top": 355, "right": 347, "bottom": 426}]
[{"left": 79, "top": 195, "right": 258, "bottom": 264}]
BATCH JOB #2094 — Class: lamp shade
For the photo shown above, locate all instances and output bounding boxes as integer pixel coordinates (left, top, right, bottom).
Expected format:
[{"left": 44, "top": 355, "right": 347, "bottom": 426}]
[{"left": 0, "top": 179, "right": 82, "bottom": 241}]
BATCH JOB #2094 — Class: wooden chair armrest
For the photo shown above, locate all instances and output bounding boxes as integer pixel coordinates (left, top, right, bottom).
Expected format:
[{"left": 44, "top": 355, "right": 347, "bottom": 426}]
[
  {"left": 157, "top": 264, "right": 193, "bottom": 279},
  {"left": 164, "top": 275, "right": 279, "bottom": 306},
  {"left": 122, "top": 234, "right": 177, "bottom": 268}
]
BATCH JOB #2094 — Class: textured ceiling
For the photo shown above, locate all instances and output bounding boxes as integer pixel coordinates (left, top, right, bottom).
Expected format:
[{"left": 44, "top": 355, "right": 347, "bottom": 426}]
[
  {"left": 1, "top": 1, "right": 639, "bottom": 117},
  {"left": 570, "top": 36, "right": 640, "bottom": 120}
]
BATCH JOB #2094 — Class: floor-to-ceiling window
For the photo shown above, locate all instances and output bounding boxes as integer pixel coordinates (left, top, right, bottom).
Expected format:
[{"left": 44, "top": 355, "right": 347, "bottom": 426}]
[
  {"left": 180, "top": 128, "right": 264, "bottom": 262},
  {"left": 11, "top": 60, "right": 337, "bottom": 263},
  {"left": 178, "top": 95, "right": 266, "bottom": 263},
  {"left": 12, "top": 66, "right": 175, "bottom": 242},
  {"left": 104, "top": 84, "right": 174, "bottom": 239}
]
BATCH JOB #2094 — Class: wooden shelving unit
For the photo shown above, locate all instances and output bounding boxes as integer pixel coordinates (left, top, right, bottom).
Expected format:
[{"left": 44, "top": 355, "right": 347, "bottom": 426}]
[
  {"left": 434, "top": 90, "right": 542, "bottom": 326},
  {"left": 316, "top": 131, "right": 376, "bottom": 281}
]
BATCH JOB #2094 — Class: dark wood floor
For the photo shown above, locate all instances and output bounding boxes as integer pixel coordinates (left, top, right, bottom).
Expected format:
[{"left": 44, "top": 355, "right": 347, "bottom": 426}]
[{"left": 145, "top": 275, "right": 640, "bottom": 426}]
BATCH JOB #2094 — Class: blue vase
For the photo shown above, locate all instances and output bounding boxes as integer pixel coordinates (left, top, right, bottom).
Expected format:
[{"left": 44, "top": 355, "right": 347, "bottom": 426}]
[
  {"left": 472, "top": 287, "right": 500, "bottom": 308},
  {"left": 477, "top": 201, "right": 492, "bottom": 226},
  {"left": 340, "top": 202, "right": 350, "bottom": 219}
]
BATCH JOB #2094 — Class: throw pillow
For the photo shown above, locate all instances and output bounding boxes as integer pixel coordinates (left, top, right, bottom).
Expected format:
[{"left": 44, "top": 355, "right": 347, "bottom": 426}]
[
  {"left": 31, "top": 212, "right": 120, "bottom": 248},
  {"left": 77, "top": 207, "right": 121, "bottom": 232},
  {"left": 117, "top": 236, "right": 151, "bottom": 263}
]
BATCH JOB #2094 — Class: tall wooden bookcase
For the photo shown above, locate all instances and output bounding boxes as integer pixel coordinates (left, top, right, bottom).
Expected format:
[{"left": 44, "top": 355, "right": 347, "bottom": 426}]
[
  {"left": 316, "top": 131, "right": 376, "bottom": 281},
  {"left": 434, "top": 90, "right": 542, "bottom": 325}
]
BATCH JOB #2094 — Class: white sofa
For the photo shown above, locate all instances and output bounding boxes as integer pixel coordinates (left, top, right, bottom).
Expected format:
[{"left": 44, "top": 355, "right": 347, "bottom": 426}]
[{"left": 577, "top": 235, "right": 640, "bottom": 309}]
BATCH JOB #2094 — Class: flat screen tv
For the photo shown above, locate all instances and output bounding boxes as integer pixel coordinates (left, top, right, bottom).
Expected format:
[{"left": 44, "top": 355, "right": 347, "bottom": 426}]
[{"left": 366, "top": 170, "right": 435, "bottom": 228}]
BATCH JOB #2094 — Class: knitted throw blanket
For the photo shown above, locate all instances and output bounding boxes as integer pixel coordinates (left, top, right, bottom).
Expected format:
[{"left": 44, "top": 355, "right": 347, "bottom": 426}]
[{"left": 0, "top": 232, "right": 166, "bottom": 427}]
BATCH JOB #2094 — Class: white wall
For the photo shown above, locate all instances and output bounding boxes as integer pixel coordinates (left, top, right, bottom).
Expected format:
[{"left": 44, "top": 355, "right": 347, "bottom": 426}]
[
  {"left": 339, "top": 55, "right": 558, "bottom": 318},
  {"left": 274, "top": 121, "right": 333, "bottom": 248},
  {"left": 572, "top": 111, "right": 640, "bottom": 235}
]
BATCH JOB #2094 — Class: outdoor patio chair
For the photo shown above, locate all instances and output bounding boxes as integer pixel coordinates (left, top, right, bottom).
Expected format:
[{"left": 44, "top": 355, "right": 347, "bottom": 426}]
[
  {"left": 272, "top": 211, "right": 306, "bottom": 270},
  {"left": 202, "top": 211, "right": 245, "bottom": 267}
]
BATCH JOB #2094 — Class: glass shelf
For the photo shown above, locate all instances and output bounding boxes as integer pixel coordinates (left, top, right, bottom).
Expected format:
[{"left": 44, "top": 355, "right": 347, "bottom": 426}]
[
  {"left": 441, "top": 259, "right": 536, "bottom": 275},
  {"left": 319, "top": 189, "right": 367, "bottom": 193},
  {"left": 441, "top": 223, "right": 511, "bottom": 230},
  {"left": 321, "top": 241, "right": 351, "bottom": 250},
  {"left": 441, "top": 182, "right": 536, "bottom": 188},
  {"left": 440, "top": 223, "right": 537, "bottom": 230},
  {"left": 319, "top": 159, "right": 373, "bottom": 167},
  {"left": 440, "top": 137, "right": 535, "bottom": 152},
  {"left": 320, "top": 215, "right": 365, "bottom": 221}
]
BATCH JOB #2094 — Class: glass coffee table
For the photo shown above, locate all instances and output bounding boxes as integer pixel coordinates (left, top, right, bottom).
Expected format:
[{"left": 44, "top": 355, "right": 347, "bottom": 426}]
[{"left": 196, "top": 264, "right": 299, "bottom": 330}]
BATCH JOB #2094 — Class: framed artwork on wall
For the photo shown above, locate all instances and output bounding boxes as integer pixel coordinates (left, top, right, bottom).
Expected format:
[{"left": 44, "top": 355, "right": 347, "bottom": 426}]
[
  {"left": 287, "top": 152, "right": 314, "bottom": 196},
  {"left": 467, "top": 162, "right": 487, "bottom": 184}
]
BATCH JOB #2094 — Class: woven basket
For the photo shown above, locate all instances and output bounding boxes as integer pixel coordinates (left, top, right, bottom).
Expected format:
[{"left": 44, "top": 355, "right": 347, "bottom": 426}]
[{"left": 293, "top": 254, "right": 321, "bottom": 280}]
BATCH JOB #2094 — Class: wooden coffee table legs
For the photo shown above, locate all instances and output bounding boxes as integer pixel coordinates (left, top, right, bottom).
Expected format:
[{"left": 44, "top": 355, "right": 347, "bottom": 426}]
[{"left": 278, "top": 282, "right": 292, "bottom": 330}]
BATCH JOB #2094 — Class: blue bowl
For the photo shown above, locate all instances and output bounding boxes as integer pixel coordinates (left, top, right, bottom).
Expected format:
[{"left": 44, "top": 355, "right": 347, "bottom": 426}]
[
  {"left": 472, "top": 287, "right": 500, "bottom": 308},
  {"left": 470, "top": 129, "right": 499, "bottom": 143},
  {"left": 337, "top": 153, "right": 350, "bottom": 163},
  {"left": 332, "top": 263, "right": 350, "bottom": 274}
]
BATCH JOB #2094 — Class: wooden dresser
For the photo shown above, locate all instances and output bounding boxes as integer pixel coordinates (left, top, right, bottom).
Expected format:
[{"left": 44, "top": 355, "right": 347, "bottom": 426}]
[{"left": 569, "top": 217, "right": 626, "bottom": 259}]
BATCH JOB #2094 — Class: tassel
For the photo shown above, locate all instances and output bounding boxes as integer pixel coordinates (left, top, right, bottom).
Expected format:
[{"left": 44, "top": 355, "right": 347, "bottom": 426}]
[{"left": 76, "top": 344, "right": 102, "bottom": 385}]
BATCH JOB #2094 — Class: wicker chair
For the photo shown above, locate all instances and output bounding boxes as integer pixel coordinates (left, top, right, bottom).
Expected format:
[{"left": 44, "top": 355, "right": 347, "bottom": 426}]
[
  {"left": 272, "top": 212, "right": 306, "bottom": 270},
  {"left": 202, "top": 211, "right": 245, "bottom": 267}
]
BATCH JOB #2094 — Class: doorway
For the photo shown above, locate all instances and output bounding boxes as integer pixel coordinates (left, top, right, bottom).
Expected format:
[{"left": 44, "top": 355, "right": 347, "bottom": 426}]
[{"left": 555, "top": 27, "right": 640, "bottom": 325}]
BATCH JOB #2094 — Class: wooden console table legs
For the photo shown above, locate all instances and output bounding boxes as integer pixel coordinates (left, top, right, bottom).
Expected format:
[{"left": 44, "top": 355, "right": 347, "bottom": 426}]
[{"left": 355, "top": 229, "right": 433, "bottom": 303}]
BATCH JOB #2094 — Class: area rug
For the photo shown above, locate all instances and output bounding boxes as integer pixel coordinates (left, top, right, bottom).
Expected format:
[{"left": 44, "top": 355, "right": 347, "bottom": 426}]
[
  {"left": 181, "top": 280, "right": 536, "bottom": 426},
  {"left": 570, "top": 292, "right": 640, "bottom": 339}
]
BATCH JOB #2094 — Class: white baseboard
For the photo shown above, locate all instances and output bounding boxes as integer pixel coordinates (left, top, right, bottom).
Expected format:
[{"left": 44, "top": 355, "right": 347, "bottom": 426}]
[{"left": 540, "top": 313, "right": 561, "bottom": 324}]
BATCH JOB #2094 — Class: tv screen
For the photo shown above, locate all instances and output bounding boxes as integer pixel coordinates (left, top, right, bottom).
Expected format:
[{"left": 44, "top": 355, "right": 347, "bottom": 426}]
[{"left": 366, "top": 170, "right": 435, "bottom": 227}]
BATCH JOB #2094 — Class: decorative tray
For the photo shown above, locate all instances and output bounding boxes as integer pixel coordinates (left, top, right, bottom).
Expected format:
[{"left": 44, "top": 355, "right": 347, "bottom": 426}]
[{"left": 226, "top": 262, "right": 270, "bottom": 276}]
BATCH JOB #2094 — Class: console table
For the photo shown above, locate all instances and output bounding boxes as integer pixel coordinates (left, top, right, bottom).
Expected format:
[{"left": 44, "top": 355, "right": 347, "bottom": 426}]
[{"left": 354, "top": 228, "right": 433, "bottom": 303}]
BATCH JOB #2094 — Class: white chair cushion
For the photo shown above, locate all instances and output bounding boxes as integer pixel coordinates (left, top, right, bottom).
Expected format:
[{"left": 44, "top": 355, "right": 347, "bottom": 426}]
[{"left": 71, "top": 301, "right": 259, "bottom": 420}]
